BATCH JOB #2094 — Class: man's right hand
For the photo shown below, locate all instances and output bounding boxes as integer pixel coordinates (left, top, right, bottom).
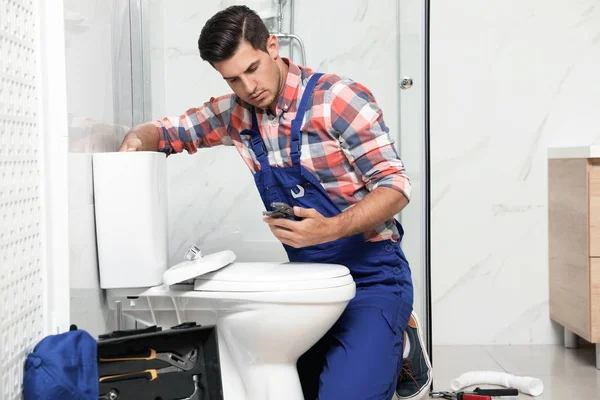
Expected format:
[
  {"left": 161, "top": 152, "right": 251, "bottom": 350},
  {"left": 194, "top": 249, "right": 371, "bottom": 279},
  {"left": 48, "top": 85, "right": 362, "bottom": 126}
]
[
  {"left": 118, "top": 133, "right": 143, "bottom": 152},
  {"left": 117, "top": 123, "right": 160, "bottom": 152},
  {"left": 119, "top": 134, "right": 142, "bottom": 151}
]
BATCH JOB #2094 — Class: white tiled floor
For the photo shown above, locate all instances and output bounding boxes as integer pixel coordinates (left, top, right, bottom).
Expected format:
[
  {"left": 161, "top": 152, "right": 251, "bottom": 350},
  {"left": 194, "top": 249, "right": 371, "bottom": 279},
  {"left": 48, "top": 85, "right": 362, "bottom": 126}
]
[{"left": 431, "top": 345, "right": 600, "bottom": 399}]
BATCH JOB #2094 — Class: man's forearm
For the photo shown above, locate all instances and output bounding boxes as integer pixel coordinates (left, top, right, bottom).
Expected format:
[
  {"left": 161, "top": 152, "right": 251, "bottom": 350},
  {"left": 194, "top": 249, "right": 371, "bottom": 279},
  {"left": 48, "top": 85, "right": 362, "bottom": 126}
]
[
  {"left": 123, "top": 122, "right": 161, "bottom": 151},
  {"left": 330, "top": 187, "right": 409, "bottom": 239}
]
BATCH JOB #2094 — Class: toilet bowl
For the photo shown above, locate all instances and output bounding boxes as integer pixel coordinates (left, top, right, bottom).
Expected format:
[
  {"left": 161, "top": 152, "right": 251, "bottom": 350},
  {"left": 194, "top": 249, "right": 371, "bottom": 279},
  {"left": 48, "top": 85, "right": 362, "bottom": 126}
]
[{"left": 92, "top": 152, "right": 356, "bottom": 400}]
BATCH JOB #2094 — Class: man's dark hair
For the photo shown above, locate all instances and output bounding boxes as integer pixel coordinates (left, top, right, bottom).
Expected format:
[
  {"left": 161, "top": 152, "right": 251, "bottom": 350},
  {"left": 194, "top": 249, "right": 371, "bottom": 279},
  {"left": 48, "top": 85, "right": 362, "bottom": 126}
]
[{"left": 198, "top": 5, "right": 270, "bottom": 63}]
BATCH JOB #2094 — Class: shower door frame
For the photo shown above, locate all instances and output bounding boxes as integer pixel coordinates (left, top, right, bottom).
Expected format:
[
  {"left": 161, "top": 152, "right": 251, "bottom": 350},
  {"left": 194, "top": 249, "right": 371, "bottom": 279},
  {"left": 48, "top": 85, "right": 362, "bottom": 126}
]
[{"left": 396, "top": 0, "right": 432, "bottom": 372}]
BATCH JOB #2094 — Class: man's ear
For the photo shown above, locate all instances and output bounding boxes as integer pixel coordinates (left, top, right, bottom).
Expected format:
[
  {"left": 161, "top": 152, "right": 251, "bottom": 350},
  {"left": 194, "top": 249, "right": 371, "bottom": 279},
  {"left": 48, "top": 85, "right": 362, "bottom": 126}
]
[{"left": 266, "top": 34, "right": 279, "bottom": 60}]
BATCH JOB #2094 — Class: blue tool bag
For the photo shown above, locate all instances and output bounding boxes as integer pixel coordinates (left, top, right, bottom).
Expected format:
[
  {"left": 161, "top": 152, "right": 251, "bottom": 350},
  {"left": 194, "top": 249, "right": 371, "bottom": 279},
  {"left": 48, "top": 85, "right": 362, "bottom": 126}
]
[{"left": 23, "top": 326, "right": 98, "bottom": 400}]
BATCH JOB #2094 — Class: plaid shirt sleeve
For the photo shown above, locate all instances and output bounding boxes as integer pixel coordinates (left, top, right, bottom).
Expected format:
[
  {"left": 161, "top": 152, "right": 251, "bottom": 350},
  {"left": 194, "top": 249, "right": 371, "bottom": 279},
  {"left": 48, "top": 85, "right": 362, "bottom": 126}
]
[
  {"left": 327, "top": 79, "right": 412, "bottom": 201},
  {"left": 152, "top": 94, "right": 236, "bottom": 155}
]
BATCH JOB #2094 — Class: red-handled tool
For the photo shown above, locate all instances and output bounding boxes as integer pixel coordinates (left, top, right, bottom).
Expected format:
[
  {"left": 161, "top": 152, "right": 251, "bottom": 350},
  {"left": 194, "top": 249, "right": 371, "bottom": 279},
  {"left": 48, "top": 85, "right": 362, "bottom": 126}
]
[{"left": 459, "top": 395, "right": 491, "bottom": 400}]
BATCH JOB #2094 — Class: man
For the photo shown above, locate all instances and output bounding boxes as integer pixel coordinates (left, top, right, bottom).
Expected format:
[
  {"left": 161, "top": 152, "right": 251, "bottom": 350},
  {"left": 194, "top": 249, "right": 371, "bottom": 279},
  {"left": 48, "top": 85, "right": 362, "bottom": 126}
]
[{"left": 119, "top": 5, "right": 431, "bottom": 399}]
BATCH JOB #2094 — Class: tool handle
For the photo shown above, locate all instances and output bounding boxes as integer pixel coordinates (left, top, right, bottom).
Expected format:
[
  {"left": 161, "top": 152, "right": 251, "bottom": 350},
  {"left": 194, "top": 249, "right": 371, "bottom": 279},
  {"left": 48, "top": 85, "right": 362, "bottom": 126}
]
[
  {"left": 99, "top": 348, "right": 156, "bottom": 362},
  {"left": 99, "top": 369, "right": 158, "bottom": 383},
  {"left": 460, "top": 395, "right": 491, "bottom": 400},
  {"left": 473, "top": 388, "right": 520, "bottom": 396}
]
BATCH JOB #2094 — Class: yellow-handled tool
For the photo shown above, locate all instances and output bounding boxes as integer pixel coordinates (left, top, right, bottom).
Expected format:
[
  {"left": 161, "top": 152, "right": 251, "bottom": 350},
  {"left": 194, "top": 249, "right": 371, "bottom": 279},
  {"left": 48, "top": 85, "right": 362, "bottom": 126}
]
[
  {"left": 99, "top": 365, "right": 181, "bottom": 383},
  {"left": 99, "top": 348, "right": 196, "bottom": 370},
  {"left": 100, "top": 348, "right": 159, "bottom": 362}
]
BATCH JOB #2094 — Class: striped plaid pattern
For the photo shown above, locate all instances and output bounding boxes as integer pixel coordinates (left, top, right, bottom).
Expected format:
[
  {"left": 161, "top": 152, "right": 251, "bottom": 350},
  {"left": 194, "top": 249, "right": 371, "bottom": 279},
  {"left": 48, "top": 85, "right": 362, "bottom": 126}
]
[{"left": 154, "top": 59, "right": 411, "bottom": 242}]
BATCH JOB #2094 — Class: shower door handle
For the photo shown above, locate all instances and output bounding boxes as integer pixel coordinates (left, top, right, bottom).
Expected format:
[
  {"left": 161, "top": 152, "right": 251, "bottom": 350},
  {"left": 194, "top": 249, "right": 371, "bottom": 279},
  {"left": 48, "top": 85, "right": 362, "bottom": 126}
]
[{"left": 399, "top": 76, "right": 413, "bottom": 89}]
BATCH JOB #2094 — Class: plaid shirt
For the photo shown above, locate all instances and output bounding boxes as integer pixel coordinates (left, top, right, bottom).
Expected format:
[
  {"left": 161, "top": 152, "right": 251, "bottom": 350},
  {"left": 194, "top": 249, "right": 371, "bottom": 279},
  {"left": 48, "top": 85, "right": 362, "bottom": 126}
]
[{"left": 154, "top": 59, "right": 411, "bottom": 242}]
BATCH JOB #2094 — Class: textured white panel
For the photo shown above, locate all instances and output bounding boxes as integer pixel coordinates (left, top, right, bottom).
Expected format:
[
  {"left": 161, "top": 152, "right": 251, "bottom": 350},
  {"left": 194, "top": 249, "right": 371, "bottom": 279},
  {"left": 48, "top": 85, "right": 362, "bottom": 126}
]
[{"left": 0, "top": 0, "right": 44, "bottom": 399}]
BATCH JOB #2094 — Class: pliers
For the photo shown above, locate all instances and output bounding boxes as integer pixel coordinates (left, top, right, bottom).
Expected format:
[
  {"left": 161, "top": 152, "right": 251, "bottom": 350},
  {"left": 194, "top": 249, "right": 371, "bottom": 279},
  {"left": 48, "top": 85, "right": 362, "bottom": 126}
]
[{"left": 99, "top": 348, "right": 197, "bottom": 383}]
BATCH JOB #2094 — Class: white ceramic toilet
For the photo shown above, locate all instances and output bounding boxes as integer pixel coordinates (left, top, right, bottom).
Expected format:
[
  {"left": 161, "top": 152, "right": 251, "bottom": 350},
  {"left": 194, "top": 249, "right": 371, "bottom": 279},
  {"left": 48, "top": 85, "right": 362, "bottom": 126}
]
[{"left": 92, "top": 152, "right": 356, "bottom": 400}]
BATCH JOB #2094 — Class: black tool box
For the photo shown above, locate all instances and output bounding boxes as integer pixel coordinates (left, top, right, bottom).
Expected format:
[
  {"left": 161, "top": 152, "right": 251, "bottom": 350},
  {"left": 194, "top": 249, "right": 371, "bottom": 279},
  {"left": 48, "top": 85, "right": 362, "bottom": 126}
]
[{"left": 97, "top": 324, "right": 223, "bottom": 400}]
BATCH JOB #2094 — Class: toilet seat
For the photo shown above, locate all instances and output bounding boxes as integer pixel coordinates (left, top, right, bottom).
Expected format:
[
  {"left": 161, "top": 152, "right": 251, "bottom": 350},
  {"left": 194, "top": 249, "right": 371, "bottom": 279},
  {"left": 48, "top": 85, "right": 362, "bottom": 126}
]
[
  {"left": 162, "top": 249, "right": 353, "bottom": 293},
  {"left": 194, "top": 262, "right": 353, "bottom": 292}
]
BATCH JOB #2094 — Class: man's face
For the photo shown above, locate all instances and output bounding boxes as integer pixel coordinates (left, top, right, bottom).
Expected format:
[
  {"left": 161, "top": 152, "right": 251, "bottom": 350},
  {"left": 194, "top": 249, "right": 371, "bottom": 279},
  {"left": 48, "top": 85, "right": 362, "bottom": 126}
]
[{"left": 213, "top": 35, "right": 282, "bottom": 109}]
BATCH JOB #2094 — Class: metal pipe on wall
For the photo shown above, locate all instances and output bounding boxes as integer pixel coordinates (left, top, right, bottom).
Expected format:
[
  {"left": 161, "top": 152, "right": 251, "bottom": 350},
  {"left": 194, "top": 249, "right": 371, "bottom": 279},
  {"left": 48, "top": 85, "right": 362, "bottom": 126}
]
[{"left": 274, "top": 33, "right": 306, "bottom": 67}]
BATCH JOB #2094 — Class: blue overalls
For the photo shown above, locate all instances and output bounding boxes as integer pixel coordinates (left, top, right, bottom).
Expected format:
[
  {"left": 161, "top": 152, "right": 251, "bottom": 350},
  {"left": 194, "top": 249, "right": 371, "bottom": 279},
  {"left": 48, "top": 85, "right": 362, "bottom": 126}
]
[{"left": 242, "top": 73, "right": 414, "bottom": 400}]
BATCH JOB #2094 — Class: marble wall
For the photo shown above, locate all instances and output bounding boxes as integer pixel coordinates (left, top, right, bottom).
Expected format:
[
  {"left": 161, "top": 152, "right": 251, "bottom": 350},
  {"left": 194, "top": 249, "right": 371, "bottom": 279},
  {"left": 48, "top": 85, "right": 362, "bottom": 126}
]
[{"left": 430, "top": 0, "right": 600, "bottom": 344}]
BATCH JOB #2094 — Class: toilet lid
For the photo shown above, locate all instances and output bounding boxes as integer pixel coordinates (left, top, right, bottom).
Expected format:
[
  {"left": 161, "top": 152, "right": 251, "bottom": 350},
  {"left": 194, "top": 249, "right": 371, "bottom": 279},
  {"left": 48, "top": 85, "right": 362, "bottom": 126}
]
[
  {"left": 193, "top": 261, "right": 353, "bottom": 292},
  {"left": 163, "top": 250, "right": 237, "bottom": 286}
]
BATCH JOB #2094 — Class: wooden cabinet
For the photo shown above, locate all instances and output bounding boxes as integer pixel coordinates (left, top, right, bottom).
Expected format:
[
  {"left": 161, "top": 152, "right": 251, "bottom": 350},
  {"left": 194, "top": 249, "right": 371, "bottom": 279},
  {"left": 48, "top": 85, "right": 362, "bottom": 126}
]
[{"left": 548, "top": 158, "right": 600, "bottom": 345}]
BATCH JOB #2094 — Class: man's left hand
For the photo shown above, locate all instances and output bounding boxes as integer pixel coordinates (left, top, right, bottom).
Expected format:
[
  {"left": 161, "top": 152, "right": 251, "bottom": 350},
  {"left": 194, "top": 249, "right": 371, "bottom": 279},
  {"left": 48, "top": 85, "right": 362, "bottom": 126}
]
[{"left": 263, "top": 206, "right": 341, "bottom": 248}]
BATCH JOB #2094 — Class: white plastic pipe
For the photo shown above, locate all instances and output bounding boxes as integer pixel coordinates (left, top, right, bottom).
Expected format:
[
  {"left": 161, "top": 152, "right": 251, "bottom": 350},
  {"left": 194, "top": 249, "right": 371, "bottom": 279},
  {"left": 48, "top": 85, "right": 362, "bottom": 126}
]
[{"left": 450, "top": 371, "right": 544, "bottom": 397}]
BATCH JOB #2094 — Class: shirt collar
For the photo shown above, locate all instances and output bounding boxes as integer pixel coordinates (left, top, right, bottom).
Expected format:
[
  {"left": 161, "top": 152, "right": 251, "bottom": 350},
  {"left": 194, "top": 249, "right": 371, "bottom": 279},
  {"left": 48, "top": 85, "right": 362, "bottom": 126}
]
[{"left": 275, "top": 58, "right": 314, "bottom": 115}]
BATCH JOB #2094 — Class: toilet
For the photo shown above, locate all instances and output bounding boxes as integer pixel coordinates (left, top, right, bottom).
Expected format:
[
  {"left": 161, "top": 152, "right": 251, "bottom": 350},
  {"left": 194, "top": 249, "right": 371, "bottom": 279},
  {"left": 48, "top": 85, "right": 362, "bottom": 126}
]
[{"left": 92, "top": 152, "right": 356, "bottom": 400}]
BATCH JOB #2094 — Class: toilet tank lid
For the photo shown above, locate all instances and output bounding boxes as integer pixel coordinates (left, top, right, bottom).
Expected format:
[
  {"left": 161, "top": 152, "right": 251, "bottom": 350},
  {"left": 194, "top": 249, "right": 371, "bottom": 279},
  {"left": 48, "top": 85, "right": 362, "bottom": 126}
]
[{"left": 163, "top": 250, "right": 237, "bottom": 286}]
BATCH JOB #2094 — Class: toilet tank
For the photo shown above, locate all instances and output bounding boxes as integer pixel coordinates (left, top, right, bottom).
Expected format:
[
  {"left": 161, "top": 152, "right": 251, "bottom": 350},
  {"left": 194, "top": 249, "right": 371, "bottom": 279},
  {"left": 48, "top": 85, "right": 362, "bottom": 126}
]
[{"left": 92, "top": 152, "right": 169, "bottom": 289}]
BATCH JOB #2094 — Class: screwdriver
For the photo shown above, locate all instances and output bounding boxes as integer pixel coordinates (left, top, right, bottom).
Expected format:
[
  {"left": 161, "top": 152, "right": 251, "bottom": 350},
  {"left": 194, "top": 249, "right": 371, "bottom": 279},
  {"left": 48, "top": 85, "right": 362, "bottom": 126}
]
[
  {"left": 473, "top": 388, "right": 519, "bottom": 396},
  {"left": 430, "top": 392, "right": 491, "bottom": 399}
]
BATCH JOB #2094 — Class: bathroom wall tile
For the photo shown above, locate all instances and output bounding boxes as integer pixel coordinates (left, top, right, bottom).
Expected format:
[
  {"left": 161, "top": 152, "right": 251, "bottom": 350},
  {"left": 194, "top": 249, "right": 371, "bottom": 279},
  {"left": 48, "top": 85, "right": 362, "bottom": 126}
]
[
  {"left": 293, "top": 0, "right": 399, "bottom": 139},
  {"left": 164, "top": 150, "right": 289, "bottom": 265},
  {"left": 148, "top": 1, "right": 230, "bottom": 118},
  {"left": 431, "top": 0, "right": 600, "bottom": 344}
]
